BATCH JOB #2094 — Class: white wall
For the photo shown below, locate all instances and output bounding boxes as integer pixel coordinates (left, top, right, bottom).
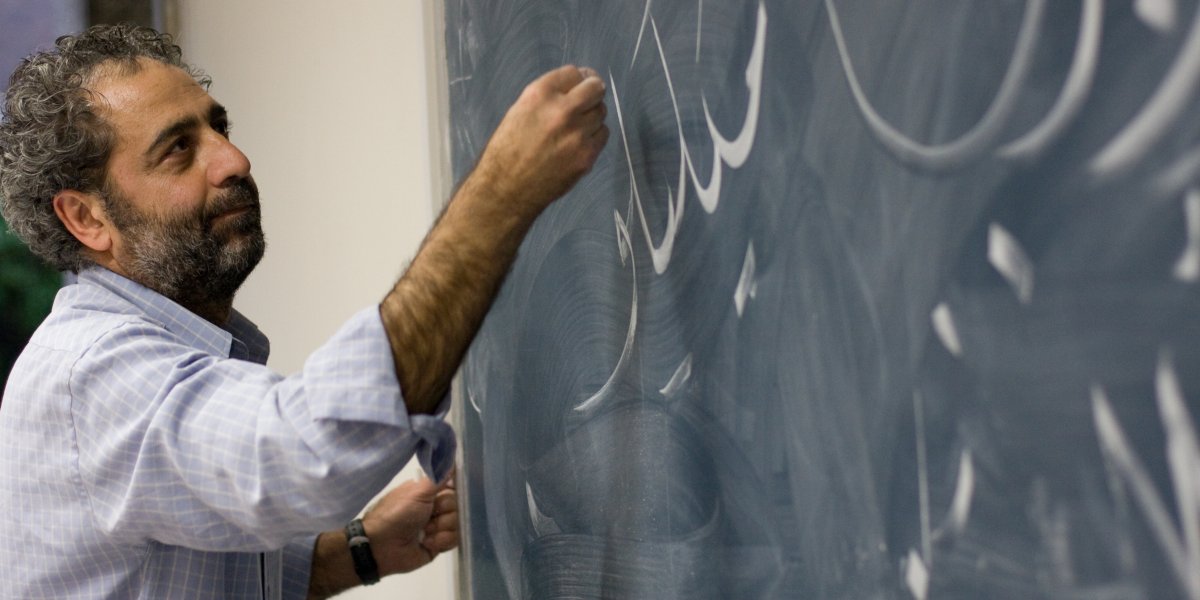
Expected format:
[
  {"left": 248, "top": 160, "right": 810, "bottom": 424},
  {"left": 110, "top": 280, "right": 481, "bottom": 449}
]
[{"left": 174, "top": 2, "right": 454, "bottom": 599}]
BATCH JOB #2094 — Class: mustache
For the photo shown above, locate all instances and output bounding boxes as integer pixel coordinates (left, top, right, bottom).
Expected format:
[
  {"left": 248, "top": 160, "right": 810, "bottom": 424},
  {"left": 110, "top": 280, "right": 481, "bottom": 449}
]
[{"left": 203, "top": 178, "right": 260, "bottom": 221}]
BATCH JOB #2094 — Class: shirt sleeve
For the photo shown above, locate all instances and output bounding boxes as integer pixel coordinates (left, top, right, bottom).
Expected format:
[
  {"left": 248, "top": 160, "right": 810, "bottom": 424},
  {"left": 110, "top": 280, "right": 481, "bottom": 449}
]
[
  {"left": 69, "top": 306, "right": 456, "bottom": 552},
  {"left": 281, "top": 535, "right": 318, "bottom": 599}
]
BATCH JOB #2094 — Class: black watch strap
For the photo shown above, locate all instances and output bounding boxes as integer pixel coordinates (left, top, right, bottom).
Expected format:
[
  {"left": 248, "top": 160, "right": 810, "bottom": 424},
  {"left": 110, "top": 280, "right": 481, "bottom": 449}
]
[{"left": 344, "top": 518, "right": 381, "bottom": 586}]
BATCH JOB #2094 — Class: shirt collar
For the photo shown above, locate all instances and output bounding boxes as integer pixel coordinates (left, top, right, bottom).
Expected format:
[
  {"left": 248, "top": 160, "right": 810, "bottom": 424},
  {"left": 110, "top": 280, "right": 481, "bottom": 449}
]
[{"left": 75, "top": 267, "right": 270, "bottom": 365}]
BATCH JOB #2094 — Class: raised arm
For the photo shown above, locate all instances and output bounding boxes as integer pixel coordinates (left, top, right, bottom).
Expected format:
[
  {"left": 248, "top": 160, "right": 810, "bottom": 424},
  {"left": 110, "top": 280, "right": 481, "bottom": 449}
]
[{"left": 381, "top": 65, "right": 609, "bottom": 415}]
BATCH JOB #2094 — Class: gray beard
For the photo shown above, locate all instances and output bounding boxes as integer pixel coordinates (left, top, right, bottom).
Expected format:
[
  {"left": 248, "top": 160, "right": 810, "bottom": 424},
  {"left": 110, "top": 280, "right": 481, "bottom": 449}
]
[{"left": 103, "top": 178, "right": 266, "bottom": 315}]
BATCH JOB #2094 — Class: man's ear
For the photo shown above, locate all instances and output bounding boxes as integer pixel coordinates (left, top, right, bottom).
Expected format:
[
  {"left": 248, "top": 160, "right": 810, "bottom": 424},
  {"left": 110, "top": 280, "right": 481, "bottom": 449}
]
[{"left": 53, "top": 190, "right": 113, "bottom": 253}]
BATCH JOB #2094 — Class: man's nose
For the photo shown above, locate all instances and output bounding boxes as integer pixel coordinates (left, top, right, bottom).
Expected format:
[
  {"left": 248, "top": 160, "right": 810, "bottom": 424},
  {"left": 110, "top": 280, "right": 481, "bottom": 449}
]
[{"left": 207, "top": 131, "right": 252, "bottom": 188}]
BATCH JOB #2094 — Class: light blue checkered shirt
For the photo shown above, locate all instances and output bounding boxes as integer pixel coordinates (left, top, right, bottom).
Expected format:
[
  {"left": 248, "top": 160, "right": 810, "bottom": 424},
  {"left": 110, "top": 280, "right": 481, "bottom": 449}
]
[{"left": 0, "top": 267, "right": 455, "bottom": 598}]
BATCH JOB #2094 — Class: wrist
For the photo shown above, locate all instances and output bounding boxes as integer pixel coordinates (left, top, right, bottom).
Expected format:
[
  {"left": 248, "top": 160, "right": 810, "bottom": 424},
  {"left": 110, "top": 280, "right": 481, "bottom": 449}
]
[
  {"left": 345, "top": 518, "right": 381, "bottom": 586},
  {"left": 461, "top": 155, "right": 544, "bottom": 225},
  {"left": 306, "top": 531, "right": 358, "bottom": 600}
]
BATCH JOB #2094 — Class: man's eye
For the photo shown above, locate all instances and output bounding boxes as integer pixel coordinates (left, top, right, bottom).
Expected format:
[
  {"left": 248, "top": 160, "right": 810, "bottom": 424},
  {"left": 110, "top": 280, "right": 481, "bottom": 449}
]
[
  {"left": 169, "top": 137, "right": 192, "bottom": 154},
  {"left": 214, "top": 120, "right": 232, "bottom": 138}
]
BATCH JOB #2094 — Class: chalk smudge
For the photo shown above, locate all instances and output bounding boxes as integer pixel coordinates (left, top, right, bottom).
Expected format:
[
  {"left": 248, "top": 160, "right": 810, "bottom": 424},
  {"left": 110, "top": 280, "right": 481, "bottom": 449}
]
[
  {"left": 1174, "top": 188, "right": 1200, "bottom": 282},
  {"left": 988, "top": 222, "right": 1035, "bottom": 304},
  {"left": 998, "top": 0, "right": 1102, "bottom": 160},
  {"left": 1090, "top": 0, "right": 1200, "bottom": 178},
  {"left": 683, "top": 3, "right": 766, "bottom": 213},
  {"left": 905, "top": 548, "right": 930, "bottom": 600},
  {"left": 527, "top": 482, "right": 562, "bottom": 536},
  {"left": 1136, "top": 0, "right": 1178, "bottom": 33},
  {"left": 1092, "top": 355, "right": 1200, "bottom": 600},
  {"left": 914, "top": 391, "right": 932, "bottom": 564},
  {"left": 573, "top": 212, "right": 639, "bottom": 417},
  {"left": 631, "top": 0, "right": 652, "bottom": 68},
  {"left": 931, "top": 302, "right": 963, "bottom": 357},
  {"left": 734, "top": 241, "right": 758, "bottom": 317},
  {"left": 614, "top": 4, "right": 766, "bottom": 274},
  {"left": 660, "top": 353, "right": 693, "bottom": 398},
  {"left": 948, "top": 450, "right": 975, "bottom": 534},
  {"left": 1155, "top": 351, "right": 1200, "bottom": 595},
  {"left": 825, "top": 0, "right": 1045, "bottom": 170}
]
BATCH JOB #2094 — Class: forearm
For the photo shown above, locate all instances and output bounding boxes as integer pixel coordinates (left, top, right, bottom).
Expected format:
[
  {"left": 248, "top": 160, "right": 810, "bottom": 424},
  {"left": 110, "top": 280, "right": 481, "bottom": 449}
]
[
  {"left": 305, "top": 531, "right": 358, "bottom": 600},
  {"left": 380, "top": 168, "right": 539, "bottom": 415},
  {"left": 380, "top": 64, "right": 608, "bottom": 417}
]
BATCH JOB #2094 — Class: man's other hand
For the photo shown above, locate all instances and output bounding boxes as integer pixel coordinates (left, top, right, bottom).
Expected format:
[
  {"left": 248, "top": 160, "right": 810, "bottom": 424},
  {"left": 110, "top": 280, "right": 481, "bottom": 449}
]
[{"left": 363, "top": 472, "right": 460, "bottom": 576}]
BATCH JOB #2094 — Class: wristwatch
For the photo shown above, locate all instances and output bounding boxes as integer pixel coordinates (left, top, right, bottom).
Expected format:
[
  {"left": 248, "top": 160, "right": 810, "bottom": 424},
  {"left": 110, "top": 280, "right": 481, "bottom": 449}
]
[{"left": 344, "top": 518, "right": 381, "bottom": 585}]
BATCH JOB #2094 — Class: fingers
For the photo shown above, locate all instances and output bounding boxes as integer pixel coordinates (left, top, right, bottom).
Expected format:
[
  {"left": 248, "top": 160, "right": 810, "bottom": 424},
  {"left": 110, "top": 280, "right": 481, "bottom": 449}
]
[
  {"left": 433, "top": 488, "right": 457, "bottom": 513},
  {"left": 422, "top": 488, "right": 460, "bottom": 554},
  {"left": 567, "top": 71, "right": 608, "bottom": 158},
  {"left": 425, "top": 488, "right": 458, "bottom": 531},
  {"left": 534, "top": 64, "right": 606, "bottom": 114},
  {"left": 590, "top": 124, "right": 611, "bottom": 155},
  {"left": 578, "top": 102, "right": 608, "bottom": 136},
  {"left": 565, "top": 73, "right": 606, "bottom": 113},
  {"left": 390, "top": 475, "right": 438, "bottom": 506},
  {"left": 422, "top": 507, "right": 460, "bottom": 553},
  {"left": 425, "top": 509, "right": 458, "bottom": 533},
  {"left": 537, "top": 64, "right": 586, "bottom": 93},
  {"left": 566, "top": 68, "right": 608, "bottom": 155},
  {"left": 422, "top": 529, "right": 460, "bottom": 555}
]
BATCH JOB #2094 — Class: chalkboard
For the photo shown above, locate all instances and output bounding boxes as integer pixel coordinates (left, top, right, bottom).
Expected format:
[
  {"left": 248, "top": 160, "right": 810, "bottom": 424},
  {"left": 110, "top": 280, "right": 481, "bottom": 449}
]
[{"left": 445, "top": 1, "right": 1200, "bottom": 598}]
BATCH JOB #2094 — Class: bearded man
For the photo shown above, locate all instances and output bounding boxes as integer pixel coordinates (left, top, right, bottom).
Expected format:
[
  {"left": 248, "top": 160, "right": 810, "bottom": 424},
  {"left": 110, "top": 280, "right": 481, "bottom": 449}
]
[{"left": 0, "top": 24, "right": 608, "bottom": 598}]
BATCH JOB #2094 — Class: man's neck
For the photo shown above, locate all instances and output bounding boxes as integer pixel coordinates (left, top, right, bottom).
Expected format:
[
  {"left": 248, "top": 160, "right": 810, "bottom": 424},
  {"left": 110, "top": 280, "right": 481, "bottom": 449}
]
[
  {"left": 95, "top": 262, "right": 234, "bottom": 327},
  {"left": 186, "top": 299, "right": 234, "bottom": 328}
]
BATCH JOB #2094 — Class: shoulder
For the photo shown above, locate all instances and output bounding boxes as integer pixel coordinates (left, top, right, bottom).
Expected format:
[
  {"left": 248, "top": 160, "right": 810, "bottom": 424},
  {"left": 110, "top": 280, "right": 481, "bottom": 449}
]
[{"left": 30, "top": 281, "right": 173, "bottom": 358}]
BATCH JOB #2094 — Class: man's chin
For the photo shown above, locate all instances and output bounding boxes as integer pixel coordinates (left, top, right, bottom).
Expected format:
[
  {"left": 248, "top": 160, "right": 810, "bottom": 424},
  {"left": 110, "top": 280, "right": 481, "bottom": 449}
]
[
  {"left": 218, "top": 235, "right": 266, "bottom": 281},
  {"left": 211, "top": 209, "right": 262, "bottom": 236}
]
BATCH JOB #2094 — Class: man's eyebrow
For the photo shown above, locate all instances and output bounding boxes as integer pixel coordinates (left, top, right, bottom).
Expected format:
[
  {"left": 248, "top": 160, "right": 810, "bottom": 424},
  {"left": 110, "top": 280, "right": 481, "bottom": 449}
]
[
  {"left": 209, "top": 103, "right": 228, "bottom": 127},
  {"left": 143, "top": 103, "right": 229, "bottom": 159}
]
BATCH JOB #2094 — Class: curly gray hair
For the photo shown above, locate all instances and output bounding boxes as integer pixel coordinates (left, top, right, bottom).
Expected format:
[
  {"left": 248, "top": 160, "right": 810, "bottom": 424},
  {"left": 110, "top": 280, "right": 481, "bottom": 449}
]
[{"left": 0, "top": 24, "right": 210, "bottom": 272}]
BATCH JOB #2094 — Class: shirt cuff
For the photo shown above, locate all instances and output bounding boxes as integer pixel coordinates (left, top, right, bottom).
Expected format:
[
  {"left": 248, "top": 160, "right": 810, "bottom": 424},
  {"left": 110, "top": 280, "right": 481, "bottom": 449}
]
[
  {"left": 302, "top": 306, "right": 457, "bottom": 483},
  {"left": 281, "top": 534, "right": 318, "bottom": 600},
  {"left": 413, "top": 394, "right": 456, "bottom": 483}
]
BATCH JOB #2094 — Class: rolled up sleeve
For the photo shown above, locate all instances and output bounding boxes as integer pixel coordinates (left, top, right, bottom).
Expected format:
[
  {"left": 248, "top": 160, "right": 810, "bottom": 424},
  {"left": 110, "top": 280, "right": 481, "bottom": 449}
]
[{"left": 70, "top": 306, "right": 457, "bottom": 552}]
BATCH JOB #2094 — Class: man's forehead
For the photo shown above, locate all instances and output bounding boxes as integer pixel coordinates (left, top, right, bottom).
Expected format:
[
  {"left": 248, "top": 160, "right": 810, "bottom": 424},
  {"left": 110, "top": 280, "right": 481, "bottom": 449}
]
[{"left": 89, "top": 58, "right": 211, "bottom": 130}]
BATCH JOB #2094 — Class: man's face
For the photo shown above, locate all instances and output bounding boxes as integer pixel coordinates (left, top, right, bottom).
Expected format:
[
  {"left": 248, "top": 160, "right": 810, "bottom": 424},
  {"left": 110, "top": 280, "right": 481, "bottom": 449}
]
[
  {"left": 89, "top": 58, "right": 264, "bottom": 311},
  {"left": 101, "top": 174, "right": 264, "bottom": 312}
]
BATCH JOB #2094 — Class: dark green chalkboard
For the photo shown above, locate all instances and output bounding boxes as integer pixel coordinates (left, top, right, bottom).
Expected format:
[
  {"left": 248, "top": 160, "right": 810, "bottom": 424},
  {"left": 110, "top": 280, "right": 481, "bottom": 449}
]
[{"left": 447, "top": 2, "right": 1200, "bottom": 598}]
